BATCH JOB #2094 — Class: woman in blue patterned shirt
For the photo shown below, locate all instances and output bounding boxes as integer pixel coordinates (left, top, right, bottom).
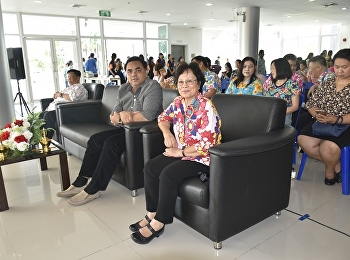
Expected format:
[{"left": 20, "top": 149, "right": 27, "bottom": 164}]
[{"left": 225, "top": 56, "right": 263, "bottom": 96}]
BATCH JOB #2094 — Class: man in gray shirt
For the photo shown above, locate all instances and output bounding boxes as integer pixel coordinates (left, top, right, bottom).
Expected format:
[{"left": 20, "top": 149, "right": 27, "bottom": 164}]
[{"left": 57, "top": 56, "right": 163, "bottom": 205}]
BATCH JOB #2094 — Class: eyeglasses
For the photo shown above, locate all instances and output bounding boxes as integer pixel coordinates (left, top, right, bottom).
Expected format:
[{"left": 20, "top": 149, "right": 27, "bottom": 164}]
[{"left": 177, "top": 79, "right": 197, "bottom": 86}]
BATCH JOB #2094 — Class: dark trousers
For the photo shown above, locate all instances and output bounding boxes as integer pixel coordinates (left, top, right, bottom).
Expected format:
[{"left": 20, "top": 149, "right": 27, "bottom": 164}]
[
  {"left": 144, "top": 154, "right": 209, "bottom": 224},
  {"left": 72, "top": 128, "right": 126, "bottom": 194},
  {"left": 40, "top": 111, "right": 56, "bottom": 139}
]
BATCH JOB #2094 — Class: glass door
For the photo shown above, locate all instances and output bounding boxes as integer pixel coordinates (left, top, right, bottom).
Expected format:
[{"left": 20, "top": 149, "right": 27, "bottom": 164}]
[{"left": 25, "top": 38, "right": 79, "bottom": 101}]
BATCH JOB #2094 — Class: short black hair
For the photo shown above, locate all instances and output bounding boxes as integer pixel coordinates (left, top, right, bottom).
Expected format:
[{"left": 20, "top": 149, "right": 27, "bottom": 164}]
[
  {"left": 90, "top": 53, "right": 95, "bottom": 58},
  {"left": 283, "top": 53, "right": 297, "bottom": 61},
  {"left": 191, "top": 55, "right": 208, "bottom": 68},
  {"left": 309, "top": 55, "right": 327, "bottom": 67},
  {"left": 154, "top": 62, "right": 164, "bottom": 73},
  {"left": 333, "top": 48, "right": 350, "bottom": 62},
  {"left": 67, "top": 69, "right": 81, "bottom": 78},
  {"left": 174, "top": 62, "right": 205, "bottom": 93},
  {"left": 124, "top": 56, "right": 147, "bottom": 70},
  {"left": 271, "top": 58, "right": 292, "bottom": 83}
]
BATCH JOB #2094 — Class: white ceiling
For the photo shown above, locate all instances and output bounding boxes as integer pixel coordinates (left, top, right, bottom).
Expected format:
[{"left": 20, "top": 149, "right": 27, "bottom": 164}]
[{"left": 1, "top": 0, "right": 349, "bottom": 30}]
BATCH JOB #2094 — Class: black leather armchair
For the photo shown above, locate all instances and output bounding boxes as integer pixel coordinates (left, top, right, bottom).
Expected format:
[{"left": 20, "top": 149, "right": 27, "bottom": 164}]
[
  {"left": 140, "top": 94, "right": 296, "bottom": 249},
  {"left": 57, "top": 85, "right": 178, "bottom": 196},
  {"left": 39, "top": 83, "right": 104, "bottom": 142}
]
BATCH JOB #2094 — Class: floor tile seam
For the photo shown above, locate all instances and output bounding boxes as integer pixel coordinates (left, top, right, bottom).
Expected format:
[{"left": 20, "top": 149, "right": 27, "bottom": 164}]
[
  {"left": 87, "top": 208, "right": 124, "bottom": 241},
  {"left": 2, "top": 233, "right": 20, "bottom": 260}
]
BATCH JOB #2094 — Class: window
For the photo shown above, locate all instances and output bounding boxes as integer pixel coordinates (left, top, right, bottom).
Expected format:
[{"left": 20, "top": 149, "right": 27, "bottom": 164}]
[
  {"left": 3, "top": 13, "right": 19, "bottom": 34},
  {"left": 146, "top": 23, "right": 168, "bottom": 39},
  {"left": 104, "top": 20, "right": 143, "bottom": 38},
  {"left": 22, "top": 15, "right": 77, "bottom": 36},
  {"left": 79, "top": 18, "right": 101, "bottom": 37}
]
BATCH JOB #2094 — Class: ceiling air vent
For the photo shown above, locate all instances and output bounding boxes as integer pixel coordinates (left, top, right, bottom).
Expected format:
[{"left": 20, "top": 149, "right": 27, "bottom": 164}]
[
  {"left": 322, "top": 3, "right": 338, "bottom": 8},
  {"left": 70, "top": 4, "right": 86, "bottom": 8}
]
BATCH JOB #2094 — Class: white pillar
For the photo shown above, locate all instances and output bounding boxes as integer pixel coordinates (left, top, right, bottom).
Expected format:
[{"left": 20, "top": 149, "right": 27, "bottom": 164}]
[
  {"left": 0, "top": 3, "right": 15, "bottom": 126},
  {"left": 240, "top": 7, "right": 260, "bottom": 60}
]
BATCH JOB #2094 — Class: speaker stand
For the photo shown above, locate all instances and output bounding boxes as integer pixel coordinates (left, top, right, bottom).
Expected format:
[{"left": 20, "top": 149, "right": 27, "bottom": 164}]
[{"left": 13, "top": 80, "right": 31, "bottom": 117}]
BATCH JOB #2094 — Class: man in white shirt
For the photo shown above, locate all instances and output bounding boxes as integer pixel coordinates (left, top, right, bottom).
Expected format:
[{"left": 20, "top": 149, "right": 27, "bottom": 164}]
[{"left": 42, "top": 69, "right": 88, "bottom": 138}]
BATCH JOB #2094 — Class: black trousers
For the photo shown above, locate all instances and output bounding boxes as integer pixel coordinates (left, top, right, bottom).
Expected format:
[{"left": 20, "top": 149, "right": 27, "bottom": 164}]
[
  {"left": 72, "top": 128, "right": 126, "bottom": 194},
  {"left": 40, "top": 111, "right": 56, "bottom": 139},
  {"left": 144, "top": 154, "right": 209, "bottom": 224}
]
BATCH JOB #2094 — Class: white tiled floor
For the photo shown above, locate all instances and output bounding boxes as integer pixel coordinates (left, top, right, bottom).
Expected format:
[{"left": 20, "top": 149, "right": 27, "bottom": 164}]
[{"left": 0, "top": 153, "right": 349, "bottom": 260}]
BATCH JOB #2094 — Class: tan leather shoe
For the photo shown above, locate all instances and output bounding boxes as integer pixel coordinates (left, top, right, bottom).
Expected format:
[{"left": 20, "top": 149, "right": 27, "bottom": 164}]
[
  {"left": 68, "top": 190, "right": 101, "bottom": 206},
  {"left": 56, "top": 185, "right": 86, "bottom": 198}
]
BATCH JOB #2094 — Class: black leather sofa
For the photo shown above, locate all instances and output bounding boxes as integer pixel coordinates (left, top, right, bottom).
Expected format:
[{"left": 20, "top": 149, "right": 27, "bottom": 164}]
[
  {"left": 140, "top": 94, "right": 296, "bottom": 249},
  {"left": 39, "top": 83, "right": 104, "bottom": 142},
  {"left": 56, "top": 85, "right": 179, "bottom": 196}
]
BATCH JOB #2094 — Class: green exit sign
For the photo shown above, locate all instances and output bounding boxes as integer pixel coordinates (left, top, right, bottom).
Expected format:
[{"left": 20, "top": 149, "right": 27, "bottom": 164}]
[{"left": 99, "top": 10, "right": 111, "bottom": 17}]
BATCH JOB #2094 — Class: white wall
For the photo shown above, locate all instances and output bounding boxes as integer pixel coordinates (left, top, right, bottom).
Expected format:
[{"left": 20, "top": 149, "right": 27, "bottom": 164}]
[
  {"left": 170, "top": 27, "right": 202, "bottom": 63},
  {"left": 339, "top": 24, "right": 350, "bottom": 50}
]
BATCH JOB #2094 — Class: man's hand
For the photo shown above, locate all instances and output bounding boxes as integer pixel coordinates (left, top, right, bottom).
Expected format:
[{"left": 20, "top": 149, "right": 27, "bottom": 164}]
[
  {"left": 110, "top": 112, "right": 121, "bottom": 125},
  {"left": 119, "top": 111, "right": 134, "bottom": 124},
  {"left": 53, "top": 92, "right": 61, "bottom": 99}
]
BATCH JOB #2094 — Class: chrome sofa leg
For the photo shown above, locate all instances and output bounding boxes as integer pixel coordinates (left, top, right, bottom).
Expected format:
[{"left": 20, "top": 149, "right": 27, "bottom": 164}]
[
  {"left": 275, "top": 211, "right": 281, "bottom": 216},
  {"left": 213, "top": 241, "right": 222, "bottom": 250},
  {"left": 131, "top": 190, "right": 138, "bottom": 197}
]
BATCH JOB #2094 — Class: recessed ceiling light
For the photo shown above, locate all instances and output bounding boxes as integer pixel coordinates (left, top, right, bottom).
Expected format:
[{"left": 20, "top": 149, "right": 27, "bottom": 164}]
[
  {"left": 342, "top": 7, "right": 348, "bottom": 10},
  {"left": 166, "top": 13, "right": 171, "bottom": 16},
  {"left": 315, "top": 19, "right": 320, "bottom": 22},
  {"left": 209, "top": 18, "right": 215, "bottom": 21},
  {"left": 184, "top": 23, "right": 188, "bottom": 25},
  {"left": 309, "top": 0, "right": 315, "bottom": 2},
  {"left": 34, "top": 0, "right": 42, "bottom": 3},
  {"left": 287, "top": 15, "right": 292, "bottom": 18},
  {"left": 206, "top": 3, "right": 213, "bottom": 6}
]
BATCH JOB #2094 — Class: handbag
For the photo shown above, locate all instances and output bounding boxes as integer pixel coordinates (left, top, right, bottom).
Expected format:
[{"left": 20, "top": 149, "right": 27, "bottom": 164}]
[{"left": 312, "top": 121, "right": 350, "bottom": 137}]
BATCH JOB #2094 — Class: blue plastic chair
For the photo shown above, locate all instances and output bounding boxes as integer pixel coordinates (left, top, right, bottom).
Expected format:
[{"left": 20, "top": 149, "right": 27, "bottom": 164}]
[
  {"left": 297, "top": 146, "right": 350, "bottom": 195},
  {"left": 292, "top": 94, "right": 305, "bottom": 165},
  {"left": 220, "top": 78, "right": 230, "bottom": 93}
]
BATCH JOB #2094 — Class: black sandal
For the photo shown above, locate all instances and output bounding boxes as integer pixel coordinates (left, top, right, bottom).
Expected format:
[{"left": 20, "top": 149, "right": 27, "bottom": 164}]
[
  {"left": 129, "top": 215, "right": 152, "bottom": 232},
  {"left": 131, "top": 223, "right": 165, "bottom": 244}
]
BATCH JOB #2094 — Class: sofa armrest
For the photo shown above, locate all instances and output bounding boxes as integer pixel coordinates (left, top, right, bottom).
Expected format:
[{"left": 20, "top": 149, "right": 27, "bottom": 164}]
[
  {"left": 56, "top": 100, "right": 102, "bottom": 125},
  {"left": 140, "top": 124, "right": 165, "bottom": 164},
  {"left": 122, "top": 121, "right": 156, "bottom": 189},
  {"left": 40, "top": 98, "right": 54, "bottom": 111},
  {"left": 207, "top": 127, "right": 296, "bottom": 241}
]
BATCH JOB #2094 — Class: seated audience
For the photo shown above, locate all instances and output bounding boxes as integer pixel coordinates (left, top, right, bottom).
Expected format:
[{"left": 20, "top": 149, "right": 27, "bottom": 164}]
[
  {"left": 56, "top": 57, "right": 163, "bottom": 205},
  {"left": 42, "top": 69, "right": 88, "bottom": 138},
  {"left": 220, "top": 62, "right": 233, "bottom": 80},
  {"left": 232, "top": 59, "right": 241, "bottom": 78},
  {"left": 129, "top": 61, "right": 221, "bottom": 244},
  {"left": 264, "top": 58, "right": 300, "bottom": 125},
  {"left": 298, "top": 60, "right": 308, "bottom": 81},
  {"left": 225, "top": 56, "right": 263, "bottom": 96},
  {"left": 298, "top": 48, "right": 350, "bottom": 186},
  {"left": 191, "top": 55, "right": 221, "bottom": 98}
]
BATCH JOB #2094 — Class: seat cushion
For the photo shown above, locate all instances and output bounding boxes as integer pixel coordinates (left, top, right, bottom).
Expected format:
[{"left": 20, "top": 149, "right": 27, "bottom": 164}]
[
  {"left": 60, "top": 123, "right": 116, "bottom": 148},
  {"left": 178, "top": 177, "right": 209, "bottom": 209}
]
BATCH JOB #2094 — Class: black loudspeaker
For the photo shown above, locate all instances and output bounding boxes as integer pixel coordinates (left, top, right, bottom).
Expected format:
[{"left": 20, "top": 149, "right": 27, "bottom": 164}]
[{"left": 7, "top": 47, "right": 26, "bottom": 80}]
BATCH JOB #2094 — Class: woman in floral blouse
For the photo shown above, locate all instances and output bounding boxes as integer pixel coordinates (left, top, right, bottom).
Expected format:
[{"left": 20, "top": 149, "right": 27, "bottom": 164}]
[
  {"left": 298, "top": 48, "right": 350, "bottom": 185},
  {"left": 191, "top": 55, "right": 221, "bottom": 98},
  {"left": 225, "top": 56, "right": 263, "bottom": 96},
  {"left": 264, "top": 58, "right": 300, "bottom": 125},
  {"left": 130, "top": 62, "right": 221, "bottom": 244}
]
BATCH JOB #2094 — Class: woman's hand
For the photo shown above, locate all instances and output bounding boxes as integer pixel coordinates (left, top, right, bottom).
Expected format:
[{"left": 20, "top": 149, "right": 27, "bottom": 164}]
[
  {"left": 316, "top": 113, "right": 337, "bottom": 124},
  {"left": 163, "top": 132, "right": 177, "bottom": 148},
  {"left": 163, "top": 147, "right": 182, "bottom": 157}
]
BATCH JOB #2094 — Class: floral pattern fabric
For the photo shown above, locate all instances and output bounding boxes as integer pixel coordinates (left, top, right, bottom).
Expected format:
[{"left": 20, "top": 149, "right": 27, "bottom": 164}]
[
  {"left": 158, "top": 92, "right": 221, "bottom": 166},
  {"left": 203, "top": 69, "right": 221, "bottom": 94},
  {"left": 306, "top": 74, "right": 350, "bottom": 116},
  {"left": 225, "top": 77, "right": 263, "bottom": 95},
  {"left": 263, "top": 72, "right": 303, "bottom": 91},
  {"left": 264, "top": 79, "right": 300, "bottom": 107}
]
